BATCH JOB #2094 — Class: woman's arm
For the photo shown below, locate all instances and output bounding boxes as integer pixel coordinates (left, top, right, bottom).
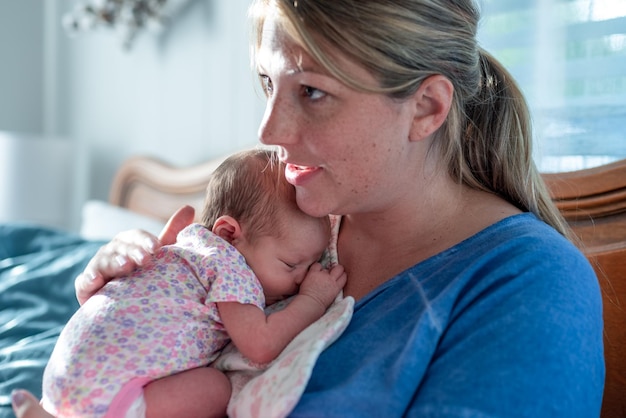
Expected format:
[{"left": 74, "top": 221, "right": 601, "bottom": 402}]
[
  {"left": 75, "top": 205, "right": 195, "bottom": 304},
  {"left": 218, "top": 263, "right": 347, "bottom": 364}
]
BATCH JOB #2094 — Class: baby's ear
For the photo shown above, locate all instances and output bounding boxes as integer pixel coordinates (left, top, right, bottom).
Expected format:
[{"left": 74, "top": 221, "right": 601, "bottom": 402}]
[{"left": 212, "top": 216, "right": 242, "bottom": 243}]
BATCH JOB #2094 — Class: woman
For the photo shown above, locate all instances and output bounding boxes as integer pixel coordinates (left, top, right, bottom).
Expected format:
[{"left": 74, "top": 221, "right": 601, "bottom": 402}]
[{"left": 14, "top": 0, "right": 604, "bottom": 416}]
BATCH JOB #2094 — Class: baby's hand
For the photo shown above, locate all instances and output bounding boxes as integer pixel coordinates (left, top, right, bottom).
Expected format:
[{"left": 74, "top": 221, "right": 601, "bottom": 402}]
[{"left": 298, "top": 263, "right": 347, "bottom": 310}]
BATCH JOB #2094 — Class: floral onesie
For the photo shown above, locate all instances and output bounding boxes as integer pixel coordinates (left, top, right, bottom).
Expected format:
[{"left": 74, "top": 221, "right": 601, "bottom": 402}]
[{"left": 41, "top": 223, "right": 265, "bottom": 418}]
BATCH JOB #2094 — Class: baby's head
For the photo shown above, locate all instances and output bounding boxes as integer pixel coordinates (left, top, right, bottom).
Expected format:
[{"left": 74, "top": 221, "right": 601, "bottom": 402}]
[{"left": 201, "top": 148, "right": 330, "bottom": 304}]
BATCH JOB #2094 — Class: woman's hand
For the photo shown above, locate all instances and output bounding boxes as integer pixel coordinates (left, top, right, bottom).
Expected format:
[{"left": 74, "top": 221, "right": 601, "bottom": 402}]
[
  {"left": 75, "top": 205, "right": 195, "bottom": 304},
  {"left": 11, "top": 390, "right": 53, "bottom": 418}
]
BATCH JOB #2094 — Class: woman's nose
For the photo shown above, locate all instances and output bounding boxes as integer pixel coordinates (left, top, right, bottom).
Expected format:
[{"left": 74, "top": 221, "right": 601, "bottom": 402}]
[{"left": 258, "top": 96, "right": 298, "bottom": 146}]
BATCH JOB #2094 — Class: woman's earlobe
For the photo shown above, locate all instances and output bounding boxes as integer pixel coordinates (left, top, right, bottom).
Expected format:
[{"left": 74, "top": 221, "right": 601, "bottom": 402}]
[
  {"left": 212, "top": 216, "right": 242, "bottom": 244},
  {"left": 409, "top": 75, "right": 454, "bottom": 142}
]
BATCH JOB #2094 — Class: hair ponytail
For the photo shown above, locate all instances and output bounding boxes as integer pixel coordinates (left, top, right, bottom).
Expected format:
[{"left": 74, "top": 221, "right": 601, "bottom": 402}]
[{"left": 458, "top": 49, "right": 571, "bottom": 237}]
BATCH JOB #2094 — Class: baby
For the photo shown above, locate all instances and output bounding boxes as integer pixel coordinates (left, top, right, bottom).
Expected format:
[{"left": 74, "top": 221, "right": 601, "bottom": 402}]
[{"left": 41, "top": 149, "right": 347, "bottom": 418}]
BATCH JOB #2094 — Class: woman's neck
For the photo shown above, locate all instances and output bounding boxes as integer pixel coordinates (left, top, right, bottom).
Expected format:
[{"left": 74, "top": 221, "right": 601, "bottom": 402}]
[{"left": 337, "top": 185, "right": 520, "bottom": 301}]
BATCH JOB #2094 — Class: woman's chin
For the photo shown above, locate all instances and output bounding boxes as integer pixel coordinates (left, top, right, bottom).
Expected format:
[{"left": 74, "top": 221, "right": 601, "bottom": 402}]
[{"left": 295, "top": 191, "right": 334, "bottom": 218}]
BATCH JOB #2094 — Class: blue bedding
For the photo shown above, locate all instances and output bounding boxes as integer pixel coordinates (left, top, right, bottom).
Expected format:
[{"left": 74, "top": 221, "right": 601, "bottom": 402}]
[{"left": 0, "top": 223, "right": 104, "bottom": 418}]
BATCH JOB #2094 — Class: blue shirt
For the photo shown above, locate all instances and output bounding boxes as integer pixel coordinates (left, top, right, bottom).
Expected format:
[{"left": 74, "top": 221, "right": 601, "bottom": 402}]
[{"left": 292, "top": 214, "right": 604, "bottom": 417}]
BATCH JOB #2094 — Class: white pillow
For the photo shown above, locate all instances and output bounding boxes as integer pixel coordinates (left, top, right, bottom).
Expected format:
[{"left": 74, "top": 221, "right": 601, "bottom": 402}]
[{"left": 80, "top": 200, "right": 166, "bottom": 241}]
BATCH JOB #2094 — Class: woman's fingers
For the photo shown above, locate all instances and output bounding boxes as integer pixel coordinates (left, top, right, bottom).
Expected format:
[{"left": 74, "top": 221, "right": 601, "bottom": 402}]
[
  {"left": 74, "top": 229, "right": 160, "bottom": 305},
  {"left": 74, "top": 206, "right": 194, "bottom": 305},
  {"left": 159, "top": 205, "right": 195, "bottom": 245},
  {"left": 11, "top": 390, "right": 54, "bottom": 418},
  {"left": 75, "top": 271, "right": 106, "bottom": 305}
]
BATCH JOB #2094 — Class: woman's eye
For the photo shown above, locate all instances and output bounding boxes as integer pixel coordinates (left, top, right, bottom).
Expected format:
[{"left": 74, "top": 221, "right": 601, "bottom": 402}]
[
  {"left": 259, "top": 75, "right": 273, "bottom": 96},
  {"left": 302, "top": 85, "right": 325, "bottom": 100}
]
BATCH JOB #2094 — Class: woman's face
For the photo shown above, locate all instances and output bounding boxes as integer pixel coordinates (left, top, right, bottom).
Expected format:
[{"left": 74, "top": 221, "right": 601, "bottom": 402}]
[{"left": 256, "top": 12, "right": 424, "bottom": 218}]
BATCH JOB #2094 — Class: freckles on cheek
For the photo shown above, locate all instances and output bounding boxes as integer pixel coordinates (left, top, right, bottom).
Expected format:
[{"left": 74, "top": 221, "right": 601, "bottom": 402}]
[{"left": 348, "top": 172, "right": 370, "bottom": 195}]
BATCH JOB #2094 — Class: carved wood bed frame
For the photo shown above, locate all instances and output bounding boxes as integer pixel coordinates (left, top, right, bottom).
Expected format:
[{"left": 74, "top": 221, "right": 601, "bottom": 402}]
[
  {"left": 110, "top": 155, "right": 626, "bottom": 418},
  {"left": 109, "top": 155, "right": 227, "bottom": 223}
]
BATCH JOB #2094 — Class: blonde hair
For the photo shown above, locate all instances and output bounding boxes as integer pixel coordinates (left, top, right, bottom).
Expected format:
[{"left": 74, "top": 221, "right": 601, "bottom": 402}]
[
  {"left": 200, "top": 148, "right": 303, "bottom": 242},
  {"left": 248, "top": 0, "right": 570, "bottom": 238}
]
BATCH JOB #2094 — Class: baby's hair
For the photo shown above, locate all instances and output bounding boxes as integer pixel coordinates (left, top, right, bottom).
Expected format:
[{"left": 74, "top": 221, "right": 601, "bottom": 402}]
[{"left": 200, "top": 148, "right": 300, "bottom": 243}]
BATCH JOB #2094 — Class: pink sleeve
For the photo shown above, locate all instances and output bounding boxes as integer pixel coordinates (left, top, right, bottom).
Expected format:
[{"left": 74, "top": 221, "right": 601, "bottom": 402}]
[{"left": 175, "top": 224, "right": 265, "bottom": 309}]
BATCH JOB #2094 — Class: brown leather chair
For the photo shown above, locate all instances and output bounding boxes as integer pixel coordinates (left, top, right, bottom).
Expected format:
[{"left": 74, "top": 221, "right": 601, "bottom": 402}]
[{"left": 544, "top": 159, "right": 626, "bottom": 418}]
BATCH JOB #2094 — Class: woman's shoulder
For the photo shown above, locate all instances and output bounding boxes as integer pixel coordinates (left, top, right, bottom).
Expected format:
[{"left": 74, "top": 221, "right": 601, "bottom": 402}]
[
  {"left": 453, "top": 212, "right": 589, "bottom": 266},
  {"left": 471, "top": 212, "right": 571, "bottom": 243},
  {"left": 370, "top": 213, "right": 599, "bottom": 317}
]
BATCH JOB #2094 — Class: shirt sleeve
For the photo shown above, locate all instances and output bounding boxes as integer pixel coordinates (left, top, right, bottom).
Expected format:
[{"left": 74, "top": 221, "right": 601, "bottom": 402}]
[
  {"left": 206, "top": 247, "right": 265, "bottom": 309},
  {"left": 405, "top": 242, "right": 604, "bottom": 417},
  {"left": 174, "top": 224, "right": 265, "bottom": 310}
]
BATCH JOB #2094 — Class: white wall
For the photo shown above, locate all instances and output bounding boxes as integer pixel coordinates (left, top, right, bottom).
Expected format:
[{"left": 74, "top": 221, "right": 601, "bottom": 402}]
[
  {"left": 0, "top": 0, "right": 265, "bottom": 230},
  {"left": 55, "top": 0, "right": 265, "bottom": 201},
  {"left": 0, "top": 0, "right": 44, "bottom": 132}
]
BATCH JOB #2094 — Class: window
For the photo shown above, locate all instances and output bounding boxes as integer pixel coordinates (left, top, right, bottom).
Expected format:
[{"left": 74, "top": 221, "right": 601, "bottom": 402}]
[{"left": 477, "top": 0, "right": 626, "bottom": 172}]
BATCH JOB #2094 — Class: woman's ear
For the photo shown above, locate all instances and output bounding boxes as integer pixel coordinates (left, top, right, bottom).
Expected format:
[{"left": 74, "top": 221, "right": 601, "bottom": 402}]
[
  {"left": 212, "top": 215, "right": 242, "bottom": 244},
  {"left": 409, "top": 74, "right": 454, "bottom": 142}
]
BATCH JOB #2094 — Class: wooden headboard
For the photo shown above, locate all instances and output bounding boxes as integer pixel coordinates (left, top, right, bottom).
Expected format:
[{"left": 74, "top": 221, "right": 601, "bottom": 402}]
[
  {"left": 109, "top": 155, "right": 626, "bottom": 418},
  {"left": 109, "top": 155, "right": 227, "bottom": 223},
  {"left": 543, "top": 159, "right": 626, "bottom": 250}
]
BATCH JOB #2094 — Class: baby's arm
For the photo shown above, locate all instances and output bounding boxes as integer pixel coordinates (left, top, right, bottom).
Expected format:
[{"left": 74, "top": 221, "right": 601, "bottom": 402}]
[{"left": 217, "top": 263, "right": 347, "bottom": 365}]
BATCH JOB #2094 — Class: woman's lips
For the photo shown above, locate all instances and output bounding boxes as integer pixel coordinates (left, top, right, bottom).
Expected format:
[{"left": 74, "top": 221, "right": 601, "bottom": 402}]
[{"left": 285, "top": 163, "right": 321, "bottom": 186}]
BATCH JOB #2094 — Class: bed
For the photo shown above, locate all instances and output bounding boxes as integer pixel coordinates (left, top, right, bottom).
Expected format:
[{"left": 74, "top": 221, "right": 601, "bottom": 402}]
[
  {"left": 0, "top": 154, "right": 227, "bottom": 418},
  {"left": 1, "top": 154, "right": 625, "bottom": 418}
]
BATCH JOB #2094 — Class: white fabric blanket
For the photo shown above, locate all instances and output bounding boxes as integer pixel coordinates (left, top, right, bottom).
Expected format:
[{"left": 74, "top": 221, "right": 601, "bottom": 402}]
[{"left": 211, "top": 296, "right": 354, "bottom": 418}]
